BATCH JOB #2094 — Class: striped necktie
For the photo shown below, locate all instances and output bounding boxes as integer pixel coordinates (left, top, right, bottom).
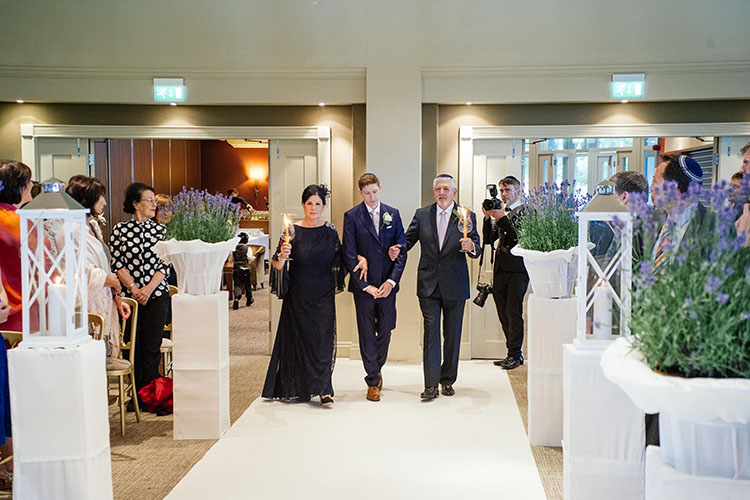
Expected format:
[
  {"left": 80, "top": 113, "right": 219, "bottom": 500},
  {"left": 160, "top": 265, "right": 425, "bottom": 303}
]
[{"left": 652, "top": 223, "right": 673, "bottom": 275}]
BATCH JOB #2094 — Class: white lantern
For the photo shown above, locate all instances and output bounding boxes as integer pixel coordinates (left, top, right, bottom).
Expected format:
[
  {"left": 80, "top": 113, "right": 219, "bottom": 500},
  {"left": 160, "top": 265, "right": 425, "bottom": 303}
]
[
  {"left": 576, "top": 180, "right": 633, "bottom": 348},
  {"left": 17, "top": 179, "right": 89, "bottom": 347}
]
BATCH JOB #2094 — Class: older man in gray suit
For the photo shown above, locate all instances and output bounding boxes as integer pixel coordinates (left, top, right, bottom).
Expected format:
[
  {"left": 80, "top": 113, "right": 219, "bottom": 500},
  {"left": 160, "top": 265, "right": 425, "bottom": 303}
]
[{"left": 405, "top": 174, "right": 481, "bottom": 399}]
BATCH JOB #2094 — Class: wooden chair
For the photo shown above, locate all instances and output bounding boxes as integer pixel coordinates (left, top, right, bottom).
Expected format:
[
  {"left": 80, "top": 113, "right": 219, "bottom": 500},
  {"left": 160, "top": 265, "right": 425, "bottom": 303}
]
[
  {"left": 160, "top": 285, "right": 178, "bottom": 377},
  {"left": 106, "top": 297, "right": 140, "bottom": 436},
  {"left": 0, "top": 331, "right": 23, "bottom": 349},
  {"left": 248, "top": 244, "right": 267, "bottom": 290},
  {"left": 87, "top": 312, "right": 105, "bottom": 341}
]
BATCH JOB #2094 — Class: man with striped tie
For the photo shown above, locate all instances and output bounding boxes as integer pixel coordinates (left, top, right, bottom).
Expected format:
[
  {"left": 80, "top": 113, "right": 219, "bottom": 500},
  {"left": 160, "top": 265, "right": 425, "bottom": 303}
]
[{"left": 650, "top": 153, "right": 711, "bottom": 276}]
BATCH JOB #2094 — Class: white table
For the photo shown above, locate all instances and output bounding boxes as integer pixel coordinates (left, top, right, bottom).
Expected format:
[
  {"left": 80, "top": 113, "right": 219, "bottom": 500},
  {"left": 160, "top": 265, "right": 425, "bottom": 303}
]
[
  {"left": 8, "top": 339, "right": 113, "bottom": 500},
  {"left": 239, "top": 231, "right": 270, "bottom": 261}
]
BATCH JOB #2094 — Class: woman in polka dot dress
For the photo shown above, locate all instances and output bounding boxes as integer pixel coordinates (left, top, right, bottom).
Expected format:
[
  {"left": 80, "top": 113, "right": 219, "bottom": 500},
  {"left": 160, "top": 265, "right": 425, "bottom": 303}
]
[{"left": 110, "top": 183, "right": 171, "bottom": 408}]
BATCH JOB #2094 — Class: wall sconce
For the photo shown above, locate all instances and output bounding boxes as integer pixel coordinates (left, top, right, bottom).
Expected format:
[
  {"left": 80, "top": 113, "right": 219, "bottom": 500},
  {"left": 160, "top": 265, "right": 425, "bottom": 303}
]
[{"left": 249, "top": 167, "right": 266, "bottom": 201}]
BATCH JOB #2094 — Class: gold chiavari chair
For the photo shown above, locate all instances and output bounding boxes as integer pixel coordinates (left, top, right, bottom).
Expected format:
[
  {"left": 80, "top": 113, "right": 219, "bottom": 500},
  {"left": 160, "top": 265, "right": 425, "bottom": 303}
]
[
  {"left": 106, "top": 297, "right": 140, "bottom": 436},
  {"left": 160, "top": 285, "right": 178, "bottom": 377}
]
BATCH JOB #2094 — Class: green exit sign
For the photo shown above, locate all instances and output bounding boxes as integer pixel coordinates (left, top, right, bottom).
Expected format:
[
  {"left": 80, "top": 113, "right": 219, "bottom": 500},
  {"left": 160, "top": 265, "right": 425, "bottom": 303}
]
[
  {"left": 611, "top": 73, "right": 645, "bottom": 100},
  {"left": 153, "top": 78, "right": 185, "bottom": 102}
]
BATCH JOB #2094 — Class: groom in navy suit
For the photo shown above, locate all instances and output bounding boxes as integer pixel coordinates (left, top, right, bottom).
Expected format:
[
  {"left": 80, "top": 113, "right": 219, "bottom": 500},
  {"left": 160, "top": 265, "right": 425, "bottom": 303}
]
[
  {"left": 405, "top": 174, "right": 481, "bottom": 399},
  {"left": 343, "top": 173, "right": 407, "bottom": 401}
]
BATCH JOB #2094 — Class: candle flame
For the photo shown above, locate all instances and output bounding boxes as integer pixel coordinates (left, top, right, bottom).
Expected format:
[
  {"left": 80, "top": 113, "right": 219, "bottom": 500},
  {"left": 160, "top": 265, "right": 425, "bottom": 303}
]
[{"left": 54, "top": 276, "right": 63, "bottom": 285}]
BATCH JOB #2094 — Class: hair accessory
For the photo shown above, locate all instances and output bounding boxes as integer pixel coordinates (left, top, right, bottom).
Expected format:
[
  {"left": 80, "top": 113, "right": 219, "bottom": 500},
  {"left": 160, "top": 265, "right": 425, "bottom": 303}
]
[
  {"left": 678, "top": 155, "right": 703, "bottom": 183},
  {"left": 360, "top": 172, "right": 375, "bottom": 178},
  {"left": 0, "top": 180, "right": 3, "bottom": 192},
  {"left": 436, "top": 174, "right": 454, "bottom": 179}
]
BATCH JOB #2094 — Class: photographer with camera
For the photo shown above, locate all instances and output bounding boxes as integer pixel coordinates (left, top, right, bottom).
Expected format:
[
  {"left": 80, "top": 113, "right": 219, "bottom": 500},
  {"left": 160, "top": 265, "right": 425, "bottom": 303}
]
[{"left": 481, "top": 176, "right": 529, "bottom": 370}]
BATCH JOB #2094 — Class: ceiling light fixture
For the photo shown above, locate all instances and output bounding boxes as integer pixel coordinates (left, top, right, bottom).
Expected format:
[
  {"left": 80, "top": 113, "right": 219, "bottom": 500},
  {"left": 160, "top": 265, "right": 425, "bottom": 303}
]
[
  {"left": 466, "top": 102, "right": 472, "bottom": 106},
  {"left": 621, "top": 100, "right": 629, "bottom": 104},
  {"left": 318, "top": 102, "right": 325, "bottom": 107},
  {"left": 170, "top": 102, "right": 177, "bottom": 106},
  {"left": 16, "top": 100, "right": 24, "bottom": 104}
]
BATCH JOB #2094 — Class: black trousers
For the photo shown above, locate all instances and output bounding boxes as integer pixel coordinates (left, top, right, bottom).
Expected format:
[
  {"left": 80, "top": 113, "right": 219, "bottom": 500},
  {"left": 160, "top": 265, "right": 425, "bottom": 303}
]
[
  {"left": 492, "top": 271, "right": 529, "bottom": 358},
  {"left": 233, "top": 267, "right": 253, "bottom": 301},
  {"left": 418, "top": 286, "right": 465, "bottom": 388},
  {"left": 128, "top": 293, "right": 170, "bottom": 390}
]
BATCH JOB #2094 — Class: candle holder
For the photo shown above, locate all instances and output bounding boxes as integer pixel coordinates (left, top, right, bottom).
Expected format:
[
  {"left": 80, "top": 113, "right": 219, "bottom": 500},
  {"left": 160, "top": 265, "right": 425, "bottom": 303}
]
[
  {"left": 575, "top": 181, "right": 633, "bottom": 349},
  {"left": 17, "top": 179, "right": 89, "bottom": 347},
  {"left": 457, "top": 205, "right": 473, "bottom": 252}
]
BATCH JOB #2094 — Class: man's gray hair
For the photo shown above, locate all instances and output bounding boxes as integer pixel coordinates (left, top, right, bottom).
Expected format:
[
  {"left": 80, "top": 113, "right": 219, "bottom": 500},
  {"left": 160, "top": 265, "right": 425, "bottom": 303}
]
[
  {"left": 610, "top": 171, "right": 648, "bottom": 195},
  {"left": 433, "top": 174, "right": 457, "bottom": 191}
]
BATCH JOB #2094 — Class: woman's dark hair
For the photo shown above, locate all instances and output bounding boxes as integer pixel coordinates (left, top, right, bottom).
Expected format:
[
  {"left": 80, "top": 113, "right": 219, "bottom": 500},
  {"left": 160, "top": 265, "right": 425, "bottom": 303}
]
[
  {"left": 238, "top": 232, "right": 249, "bottom": 244},
  {"left": 65, "top": 175, "right": 106, "bottom": 211},
  {"left": 0, "top": 160, "right": 32, "bottom": 205},
  {"left": 301, "top": 184, "right": 329, "bottom": 205},
  {"left": 30, "top": 181, "right": 42, "bottom": 198},
  {"left": 123, "top": 182, "right": 154, "bottom": 214}
]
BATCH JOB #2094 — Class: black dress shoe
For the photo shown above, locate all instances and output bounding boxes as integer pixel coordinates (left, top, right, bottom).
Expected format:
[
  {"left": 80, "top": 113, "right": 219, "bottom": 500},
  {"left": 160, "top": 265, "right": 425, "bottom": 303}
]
[
  {"left": 246, "top": 297, "right": 254, "bottom": 307},
  {"left": 232, "top": 300, "right": 239, "bottom": 310},
  {"left": 501, "top": 355, "right": 524, "bottom": 370},
  {"left": 420, "top": 386, "right": 439, "bottom": 399},
  {"left": 441, "top": 384, "right": 455, "bottom": 396},
  {"left": 493, "top": 356, "right": 511, "bottom": 366}
]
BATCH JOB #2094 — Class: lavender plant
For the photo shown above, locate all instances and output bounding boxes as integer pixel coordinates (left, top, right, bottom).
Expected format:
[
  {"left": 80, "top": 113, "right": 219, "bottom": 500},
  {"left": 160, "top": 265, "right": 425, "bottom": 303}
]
[
  {"left": 628, "top": 177, "right": 750, "bottom": 378},
  {"left": 165, "top": 188, "right": 241, "bottom": 243},
  {"left": 516, "top": 181, "right": 589, "bottom": 252}
]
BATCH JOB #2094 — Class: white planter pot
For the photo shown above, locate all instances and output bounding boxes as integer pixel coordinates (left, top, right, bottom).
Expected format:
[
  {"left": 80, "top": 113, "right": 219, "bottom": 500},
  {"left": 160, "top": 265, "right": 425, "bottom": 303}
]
[
  {"left": 511, "top": 245, "right": 579, "bottom": 299},
  {"left": 601, "top": 337, "right": 750, "bottom": 480},
  {"left": 153, "top": 238, "right": 239, "bottom": 296}
]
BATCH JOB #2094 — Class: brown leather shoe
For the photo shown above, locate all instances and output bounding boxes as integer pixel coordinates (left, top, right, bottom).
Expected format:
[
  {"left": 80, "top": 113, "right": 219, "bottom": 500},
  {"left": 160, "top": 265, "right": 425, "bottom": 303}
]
[
  {"left": 366, "top": 386, "right": 381, "bottom": 401},
  {"left": 377, "top": 372, "right": 383, "bottom": 389}
]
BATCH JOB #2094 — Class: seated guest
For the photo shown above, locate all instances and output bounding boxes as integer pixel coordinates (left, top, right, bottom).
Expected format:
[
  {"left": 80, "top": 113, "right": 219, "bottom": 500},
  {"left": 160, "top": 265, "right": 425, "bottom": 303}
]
[
  {"left": 232, "top": 233, "right": 255, "bottom": 310},
  {"left": 64, "top": 176, "right": 131, "bottom": 366},
  {"left": 732, "top": 172, "right": 750, "bottom": 246},
  {"left": 153, "top": 193, "right": 177, "bottom": 288}
]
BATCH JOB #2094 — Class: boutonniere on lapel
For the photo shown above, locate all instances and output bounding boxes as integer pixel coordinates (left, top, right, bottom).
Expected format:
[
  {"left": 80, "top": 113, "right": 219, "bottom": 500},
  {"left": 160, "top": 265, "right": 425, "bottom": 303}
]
[
  {"left": 451, "top": 208, "right": 460, "bottom": 219},
  {"left": 381, "top": 212, "right": 393, "bottom": 229}
]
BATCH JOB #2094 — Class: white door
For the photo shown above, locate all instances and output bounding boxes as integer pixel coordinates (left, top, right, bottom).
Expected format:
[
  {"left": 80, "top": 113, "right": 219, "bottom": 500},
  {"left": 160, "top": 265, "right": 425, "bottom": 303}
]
[
  {"left": 268, "top": 139, "right": 321, "bottom": 344},
  {"left": 468, "top": 140, "right": 522, "bottom": 359},
  {"left": 36, "top": 138, "right": 91, "bottom": 182}
]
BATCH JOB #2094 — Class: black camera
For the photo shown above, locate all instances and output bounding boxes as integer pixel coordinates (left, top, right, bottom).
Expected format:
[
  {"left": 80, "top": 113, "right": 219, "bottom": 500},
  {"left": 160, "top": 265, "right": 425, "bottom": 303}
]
[
  {"left": 482, "top": 184, "right": 503, "bottom": 211},
  {"left": 473, "top": 282, "right": 493, "bottom": 307}
]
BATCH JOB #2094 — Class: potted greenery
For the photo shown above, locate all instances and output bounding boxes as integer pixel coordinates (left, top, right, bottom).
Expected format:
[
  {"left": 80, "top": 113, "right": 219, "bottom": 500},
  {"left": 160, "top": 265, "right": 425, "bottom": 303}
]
[
  {"left": 601, "top": 179, "right": 750, "bottom": 481},
  {"left": 511, "top": 180, "right": 589, "bottom": 298},
  {"left": 154, "top": 188, "right": 241, "bottom": 295}
]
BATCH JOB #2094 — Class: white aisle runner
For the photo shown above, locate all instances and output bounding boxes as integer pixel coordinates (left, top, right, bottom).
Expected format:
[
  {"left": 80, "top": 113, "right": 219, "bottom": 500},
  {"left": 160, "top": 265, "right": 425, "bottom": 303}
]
[{"left": 166, "top": 360, "right": 546, "bottom": 500}]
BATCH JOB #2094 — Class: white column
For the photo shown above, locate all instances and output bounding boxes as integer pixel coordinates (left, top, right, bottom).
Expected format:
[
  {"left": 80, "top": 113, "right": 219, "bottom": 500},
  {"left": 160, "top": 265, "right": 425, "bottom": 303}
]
[{"left": 366, "top": 1, "right": 422, "bottom": 362}]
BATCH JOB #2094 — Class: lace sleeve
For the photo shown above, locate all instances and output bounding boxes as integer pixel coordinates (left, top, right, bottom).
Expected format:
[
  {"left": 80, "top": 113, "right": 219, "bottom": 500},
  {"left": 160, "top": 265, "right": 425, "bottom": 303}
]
[
  {"left": 329, "top": 224, "right": 345, "bottom": 294},
  {"left": 269, "top": 236, "right": 289, "bottom": 299}
]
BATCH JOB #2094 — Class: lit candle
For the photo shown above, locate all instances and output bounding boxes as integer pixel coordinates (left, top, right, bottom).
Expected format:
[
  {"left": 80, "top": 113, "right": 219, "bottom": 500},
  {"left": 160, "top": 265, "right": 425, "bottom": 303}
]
[
  {"left": 48, "top": 280, "right": 67, "bottom": 337},
  {"left": 460, "top": 206, "right": 469, "bottom": 239},
  {"left": 592, "top": 284, "right": 612, "bottom": 340},
  {"left": 282, "top": 214, "right": 291, "bottom": 243}
]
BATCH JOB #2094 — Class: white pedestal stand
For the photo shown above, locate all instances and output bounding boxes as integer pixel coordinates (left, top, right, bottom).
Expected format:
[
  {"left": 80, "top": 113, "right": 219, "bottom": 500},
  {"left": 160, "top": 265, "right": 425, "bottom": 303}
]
[
  {"left": 562, "top": 340, "right": 644, "bottom": 500},
  {"left": 8, "top": 339, "right": 113, "bottom": 500},
  {"left": 527, "top": 295, "right": 577, "bottom": 446},
  {"left": 645, "top": 446, "right": 750, "bottom": 500},
  {"left": 172, "top": 291, "right": 230, "bottom": 439}
]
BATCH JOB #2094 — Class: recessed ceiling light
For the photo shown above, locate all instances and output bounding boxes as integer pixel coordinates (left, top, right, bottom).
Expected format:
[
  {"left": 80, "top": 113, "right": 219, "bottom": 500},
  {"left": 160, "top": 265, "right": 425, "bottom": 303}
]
[
  {"left": 466, "top": 102, "right": 472, "bottom": 106},
  {"left": 318, "top": 102, "right": 325, "bottom": 107},
  {"left": 170, "top": 102, "right": 177, "bottom": 106},
  {"left": 16, "top": 100, "right": 24, "bottom": 104},
  {"left": 621, "top": 100, "right": 629, "bottom": 104}
]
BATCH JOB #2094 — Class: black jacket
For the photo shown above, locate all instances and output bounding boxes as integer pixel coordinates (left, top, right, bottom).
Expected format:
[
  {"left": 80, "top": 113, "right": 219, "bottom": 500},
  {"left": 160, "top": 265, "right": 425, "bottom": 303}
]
[{"left": 482, "top": 205, "right": 528, "bottom": 275}]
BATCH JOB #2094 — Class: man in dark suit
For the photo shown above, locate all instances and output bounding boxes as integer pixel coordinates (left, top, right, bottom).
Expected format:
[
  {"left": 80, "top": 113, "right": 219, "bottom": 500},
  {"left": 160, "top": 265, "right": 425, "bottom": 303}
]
[
  {"left": 482, "top": 176, "right": 528, "bottom": 370},
  {"left": 405, "top": 174, "right": 481, "bottom": 399},
  {"left": 342, "top": 173, "right": 407, "bottom": 402}
]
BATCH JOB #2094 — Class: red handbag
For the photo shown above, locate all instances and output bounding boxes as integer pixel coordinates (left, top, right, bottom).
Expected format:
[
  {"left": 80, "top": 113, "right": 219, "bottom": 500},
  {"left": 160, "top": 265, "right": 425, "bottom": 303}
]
[{"left": 137, "top": 377, "right": 173, "bottom": 413}]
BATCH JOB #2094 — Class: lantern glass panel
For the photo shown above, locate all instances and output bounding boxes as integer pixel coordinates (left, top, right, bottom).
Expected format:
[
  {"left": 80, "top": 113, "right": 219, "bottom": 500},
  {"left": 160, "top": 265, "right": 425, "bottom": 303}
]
[{"left": 584, "top": 219, "right": 624, "bottom": 341}]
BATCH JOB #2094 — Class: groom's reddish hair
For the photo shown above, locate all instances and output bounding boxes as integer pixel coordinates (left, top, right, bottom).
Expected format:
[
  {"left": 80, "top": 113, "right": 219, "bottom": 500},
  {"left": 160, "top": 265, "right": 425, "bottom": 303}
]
[{"left": 358, "top": 173, "right": 380, "bottom": 190}]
